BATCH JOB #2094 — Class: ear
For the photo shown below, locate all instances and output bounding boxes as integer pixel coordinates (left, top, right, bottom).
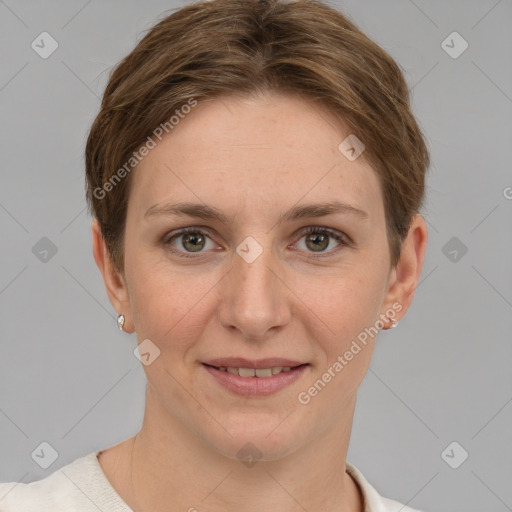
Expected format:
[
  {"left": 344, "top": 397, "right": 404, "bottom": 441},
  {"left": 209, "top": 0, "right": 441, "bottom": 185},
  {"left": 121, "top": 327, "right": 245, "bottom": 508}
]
[
  {"left": 380, "top": 214, "right": 428, "bottom": 327},
  {"left": 91, "top": 219, "right": 134, "bottom": 333}
]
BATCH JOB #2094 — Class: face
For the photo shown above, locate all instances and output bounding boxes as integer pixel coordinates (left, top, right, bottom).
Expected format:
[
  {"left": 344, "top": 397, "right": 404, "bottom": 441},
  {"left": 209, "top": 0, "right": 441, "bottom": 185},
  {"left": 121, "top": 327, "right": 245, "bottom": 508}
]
[{"left": 97, "top": 92, "right": 420, "bottom": 461}]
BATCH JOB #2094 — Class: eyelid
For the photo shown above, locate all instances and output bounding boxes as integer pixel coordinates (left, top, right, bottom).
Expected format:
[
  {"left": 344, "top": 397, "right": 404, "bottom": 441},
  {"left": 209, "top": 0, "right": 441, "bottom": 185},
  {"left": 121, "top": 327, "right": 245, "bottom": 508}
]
[
  {"left": 291, "top": 226, "right": 350, "bottom": 258},
  {"left": 162, "top": 225, "right": 216, "bottom": 244},
  {"left": 162, "top": 226, "right": 220, "bottom": 259},
  {"left": 297, "top": 226, "right": 352, "bottom": 245}
]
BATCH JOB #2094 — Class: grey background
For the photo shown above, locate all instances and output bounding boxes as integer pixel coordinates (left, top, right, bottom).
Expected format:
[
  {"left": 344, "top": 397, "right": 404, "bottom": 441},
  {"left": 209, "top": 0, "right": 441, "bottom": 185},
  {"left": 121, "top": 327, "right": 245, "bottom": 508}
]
[{"left": 0, "top": 1, "right": 511, "bottom": 510}]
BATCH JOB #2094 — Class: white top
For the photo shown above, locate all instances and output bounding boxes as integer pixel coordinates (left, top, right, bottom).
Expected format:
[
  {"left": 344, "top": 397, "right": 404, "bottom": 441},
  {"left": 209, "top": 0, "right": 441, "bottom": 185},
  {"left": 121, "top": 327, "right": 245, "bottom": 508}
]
[{"left": 0, "top": 451, "right": 422, "bottom": 511}]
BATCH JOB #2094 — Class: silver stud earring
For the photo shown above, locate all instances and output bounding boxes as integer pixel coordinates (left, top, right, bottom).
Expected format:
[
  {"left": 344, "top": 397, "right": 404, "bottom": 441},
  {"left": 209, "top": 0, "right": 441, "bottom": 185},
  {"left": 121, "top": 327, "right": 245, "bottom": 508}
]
[
  {"left": 389, "top": 318, "right": 398, "bottom": 329},
  {"left": 117, "top": 314, "right": 125, "bottom": 331}
]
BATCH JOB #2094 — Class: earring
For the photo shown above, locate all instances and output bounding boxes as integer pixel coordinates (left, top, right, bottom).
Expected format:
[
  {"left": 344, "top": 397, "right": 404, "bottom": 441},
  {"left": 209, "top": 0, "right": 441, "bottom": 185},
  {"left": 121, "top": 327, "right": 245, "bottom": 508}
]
[
  {"left": 117, "top": 314, "right": 125, "bottom": 331},
  {"left": 389, "top": 318, "right": 398, "bottom": 329}
]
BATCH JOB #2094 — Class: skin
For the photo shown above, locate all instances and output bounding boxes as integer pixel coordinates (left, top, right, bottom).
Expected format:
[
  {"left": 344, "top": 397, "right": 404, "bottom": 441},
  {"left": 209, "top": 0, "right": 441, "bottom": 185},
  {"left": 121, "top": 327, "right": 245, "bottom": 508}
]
[{"left": 92, "top": 91, "right": 427, "bottom": 512}]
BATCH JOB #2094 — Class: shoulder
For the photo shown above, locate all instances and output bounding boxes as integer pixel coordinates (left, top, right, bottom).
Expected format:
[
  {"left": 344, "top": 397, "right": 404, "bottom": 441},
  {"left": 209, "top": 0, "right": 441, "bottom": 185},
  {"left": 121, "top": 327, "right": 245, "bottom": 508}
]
[
  {"left": 346, "top": 461, "right": 425, "bottom": 512},
  {"left": 0, "top": 451, "right": 132, "bottom": 512}
]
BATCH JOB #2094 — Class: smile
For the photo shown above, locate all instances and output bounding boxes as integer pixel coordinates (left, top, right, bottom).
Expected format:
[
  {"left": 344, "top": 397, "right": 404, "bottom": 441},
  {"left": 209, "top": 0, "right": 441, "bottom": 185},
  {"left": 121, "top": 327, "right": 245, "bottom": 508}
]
[
  {"left": 207, "top": 365, "right": 295, "bottom": 377},
  {"left": 202, "top": 363, "right": 309, "bottom": 396}
]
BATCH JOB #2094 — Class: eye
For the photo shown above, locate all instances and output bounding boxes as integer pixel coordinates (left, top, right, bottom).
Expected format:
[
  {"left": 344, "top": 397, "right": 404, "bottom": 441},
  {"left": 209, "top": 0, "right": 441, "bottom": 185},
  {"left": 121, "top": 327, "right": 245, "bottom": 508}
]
[
  {"left": 162, "top": 225, "right": 350, "bottom": 259},
  {"left": 163, "top": 227, "right": 217, "bottom": 258},
  {"left": 293, "top": 226, "right": 349, "bottom": 258}
]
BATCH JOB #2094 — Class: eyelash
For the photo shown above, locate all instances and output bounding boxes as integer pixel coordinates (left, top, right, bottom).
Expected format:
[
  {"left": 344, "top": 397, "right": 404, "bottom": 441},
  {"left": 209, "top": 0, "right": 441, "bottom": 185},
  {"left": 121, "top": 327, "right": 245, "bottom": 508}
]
[{"left": 162, "top": 226, "right": 350, "bottom": 260}]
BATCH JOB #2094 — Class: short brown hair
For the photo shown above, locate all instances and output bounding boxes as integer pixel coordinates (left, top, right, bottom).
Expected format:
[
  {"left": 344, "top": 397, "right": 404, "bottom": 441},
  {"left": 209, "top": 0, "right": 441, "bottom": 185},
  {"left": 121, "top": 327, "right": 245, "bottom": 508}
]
[{"left": 85, "top": 0, "right": 429, "bottom": 272}]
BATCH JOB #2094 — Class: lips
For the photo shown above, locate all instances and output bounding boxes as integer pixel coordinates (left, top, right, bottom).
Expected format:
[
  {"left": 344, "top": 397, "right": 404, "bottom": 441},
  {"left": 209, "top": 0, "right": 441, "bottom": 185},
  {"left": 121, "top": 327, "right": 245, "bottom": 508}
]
[
  {"left": 201, "top": 357, "right": 309, "bottom": 396},
  {"left": 202, "top": 358, "right": 306, "bottom": 378}
]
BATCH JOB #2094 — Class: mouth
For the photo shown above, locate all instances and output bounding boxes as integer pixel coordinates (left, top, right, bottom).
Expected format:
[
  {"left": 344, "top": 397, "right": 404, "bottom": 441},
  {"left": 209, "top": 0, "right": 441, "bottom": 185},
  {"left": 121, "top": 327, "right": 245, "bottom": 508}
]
[
  {"left": 202, "top": 363, "right": 307, "bottom": 378},
  {"left": 201, "top": 359, "right": 310, "bottom": 396}
]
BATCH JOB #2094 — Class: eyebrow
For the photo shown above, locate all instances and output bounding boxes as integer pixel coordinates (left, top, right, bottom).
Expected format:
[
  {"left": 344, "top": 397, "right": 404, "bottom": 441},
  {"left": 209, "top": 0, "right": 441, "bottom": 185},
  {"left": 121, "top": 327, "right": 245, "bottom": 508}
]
[{"left": 144, "top": 200, "right": 369, "bottom": 225}]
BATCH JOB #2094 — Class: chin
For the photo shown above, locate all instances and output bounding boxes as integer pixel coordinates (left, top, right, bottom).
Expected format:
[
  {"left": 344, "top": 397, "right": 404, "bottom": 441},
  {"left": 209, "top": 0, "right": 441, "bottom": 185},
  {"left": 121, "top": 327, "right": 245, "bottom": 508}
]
[{"left": 199, "top": 414, "right": 309, "bottom": 463}]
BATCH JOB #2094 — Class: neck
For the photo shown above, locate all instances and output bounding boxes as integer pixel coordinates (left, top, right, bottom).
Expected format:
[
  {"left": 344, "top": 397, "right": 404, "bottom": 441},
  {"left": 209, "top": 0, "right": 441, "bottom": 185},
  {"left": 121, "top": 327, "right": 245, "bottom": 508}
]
[{"left": 110, "top": 385, "right": 363, "bottom": 512}]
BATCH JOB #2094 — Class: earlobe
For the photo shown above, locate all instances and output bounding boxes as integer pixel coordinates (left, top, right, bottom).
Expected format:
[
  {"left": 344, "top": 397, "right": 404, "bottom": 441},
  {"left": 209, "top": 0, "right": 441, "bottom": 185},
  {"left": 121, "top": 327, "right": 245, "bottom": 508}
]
[
  {"left": 91, "top": 219, "right": 134, "bottom": 333},
  {"left": 381, "top": 214, "right": 428, "bottom": 324}
]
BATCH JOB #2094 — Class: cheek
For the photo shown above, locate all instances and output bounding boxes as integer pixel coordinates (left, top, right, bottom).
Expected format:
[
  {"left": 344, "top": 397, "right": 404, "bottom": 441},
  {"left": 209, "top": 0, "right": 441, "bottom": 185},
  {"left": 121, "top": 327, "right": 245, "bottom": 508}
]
[
  {"left": 298, "top": 274, "right": 384, "bottom": 401},
  {"left": 296, "top": 264, "right": 385, "bottom": 339},
  {"left": 126, "top": 254, "right": 218, "bottom": 351}
]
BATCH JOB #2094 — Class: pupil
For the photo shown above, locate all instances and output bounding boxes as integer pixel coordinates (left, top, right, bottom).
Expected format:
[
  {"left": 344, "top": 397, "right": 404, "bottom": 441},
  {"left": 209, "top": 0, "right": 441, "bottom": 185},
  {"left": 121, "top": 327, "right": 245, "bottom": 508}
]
[
  {"left": 183, "top": 233, "right": 204, "bottom": 252},
  {"left": 307, "top": 233, "right": 328, "bottom": 252}
]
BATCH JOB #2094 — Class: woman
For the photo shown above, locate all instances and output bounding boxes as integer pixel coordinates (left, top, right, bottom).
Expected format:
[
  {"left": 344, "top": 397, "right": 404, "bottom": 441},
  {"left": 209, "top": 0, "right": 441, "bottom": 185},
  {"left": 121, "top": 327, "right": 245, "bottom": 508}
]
[{"left": 0, "top": 0, "right": 429, "bottom": 510}]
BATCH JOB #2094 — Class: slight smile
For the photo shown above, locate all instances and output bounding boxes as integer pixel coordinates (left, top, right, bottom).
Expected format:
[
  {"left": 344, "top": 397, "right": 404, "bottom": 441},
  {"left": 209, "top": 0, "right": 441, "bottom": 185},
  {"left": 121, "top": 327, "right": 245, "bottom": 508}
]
[{"left": 201, "top": 357, "right": 310, "bottom": 397}]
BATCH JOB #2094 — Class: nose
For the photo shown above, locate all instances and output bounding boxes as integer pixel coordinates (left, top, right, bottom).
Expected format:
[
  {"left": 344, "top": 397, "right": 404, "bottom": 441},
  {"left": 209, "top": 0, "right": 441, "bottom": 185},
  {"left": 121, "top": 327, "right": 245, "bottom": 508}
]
[{"left": 217, "top": 239, "right": 292, "bottom": 341}]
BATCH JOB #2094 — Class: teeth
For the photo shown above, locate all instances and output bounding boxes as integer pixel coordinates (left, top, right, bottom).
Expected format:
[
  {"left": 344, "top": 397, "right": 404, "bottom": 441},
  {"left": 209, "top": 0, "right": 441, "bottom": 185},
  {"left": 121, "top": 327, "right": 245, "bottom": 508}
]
[
  {"left": 215, "top": 366, "right": 296, "bottom": 377},
  {"left": 255, "top": 368, "right": 272, "bottom": 378},
  {"left": 239, "top": 368, "right": 256, "bottom": 377}
]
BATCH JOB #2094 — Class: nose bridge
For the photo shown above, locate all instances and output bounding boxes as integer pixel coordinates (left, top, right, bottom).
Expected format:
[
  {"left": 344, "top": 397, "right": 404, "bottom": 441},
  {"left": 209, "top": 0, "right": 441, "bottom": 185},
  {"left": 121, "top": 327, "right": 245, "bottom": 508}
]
[
  {"left": 236, "top": 241, "right": 276, "bottom": 300},
  {"left": 218, "top": 234, "right": 290, "bottom": 339}
]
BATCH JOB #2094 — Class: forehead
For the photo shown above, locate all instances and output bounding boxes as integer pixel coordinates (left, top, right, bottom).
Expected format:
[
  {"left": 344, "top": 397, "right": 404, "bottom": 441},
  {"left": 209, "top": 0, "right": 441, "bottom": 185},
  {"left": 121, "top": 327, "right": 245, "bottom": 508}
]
[{"left": 128, "top": 93, "right": 384, "bottom": 224}]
